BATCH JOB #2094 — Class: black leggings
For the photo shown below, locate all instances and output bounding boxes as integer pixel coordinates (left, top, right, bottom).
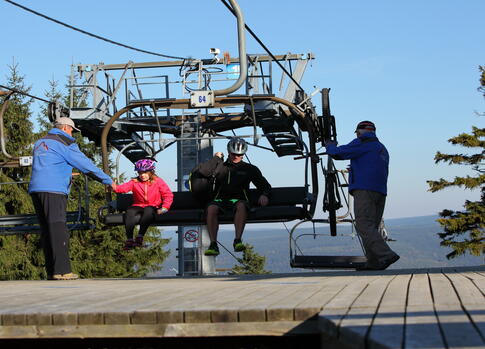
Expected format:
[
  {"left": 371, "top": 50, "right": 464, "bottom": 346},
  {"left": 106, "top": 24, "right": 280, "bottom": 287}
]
[{"left": 125, "top": 206, "right": 156, "bottom": 239}]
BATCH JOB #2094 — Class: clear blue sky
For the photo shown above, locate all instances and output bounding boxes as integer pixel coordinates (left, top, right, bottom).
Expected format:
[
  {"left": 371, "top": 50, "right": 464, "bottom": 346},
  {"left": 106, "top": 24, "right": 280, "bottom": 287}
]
[{"left": 0, "top": 0, "right": 483, "bottom": 219}]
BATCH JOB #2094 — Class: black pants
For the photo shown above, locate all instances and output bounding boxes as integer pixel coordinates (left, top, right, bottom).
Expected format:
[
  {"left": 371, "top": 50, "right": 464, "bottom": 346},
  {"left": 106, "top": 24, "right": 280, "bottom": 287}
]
[
  {"left": 31, "top": 192, "right": 71, "bottom": 276},
  {"left": 125, "top": 206, "right": 156, "bottom": 239},
  {"left": 353, "top": 190, "right": 395, "bottom": 262}
]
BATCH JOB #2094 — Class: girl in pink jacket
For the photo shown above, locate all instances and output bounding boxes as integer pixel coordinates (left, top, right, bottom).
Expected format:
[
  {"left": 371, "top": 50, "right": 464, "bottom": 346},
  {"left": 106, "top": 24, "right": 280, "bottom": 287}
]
[{"left": 112, "top": 158, "right": 173, "bottom": 250}]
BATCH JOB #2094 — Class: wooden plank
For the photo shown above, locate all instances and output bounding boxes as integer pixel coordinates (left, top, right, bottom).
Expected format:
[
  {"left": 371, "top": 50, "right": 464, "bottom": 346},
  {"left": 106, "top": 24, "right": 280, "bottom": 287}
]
[
  {"left": 254, "top": 277, "right": 334, "bottom": 322},
  {"left": 237, "top": 284, "right": 307, "bottom": 322},
  {"left": 0, "top": 280, "right": 165, "bottom": 314},
  {"left": 266, "top": 284, "right": 322, "bottom": 321},
  {"left": 164, "top": 282, "right": 270, "bottom": 323},
  {"left": 429, "top": 273, "right": 485, "bottom": 347},
  {"left": 367, "top": 274, "right": 412, "bottom": 349},
  {"left": 0, "top": 285, "right": 95, "bottom": 313},
  {"left": 20, "top": 287, "right": 171, "bottom": 325},
  {"left": 446, "top": 272, "right": 485, "bottom": 337},
  {"left": 138, "top": 283, "right": 238, "bottom": 324},
  {"left": 463, "top": 272, "right": 485, "bottom": 296},
  {"left": 79, "top": 280, "right": 223, "bottom": 325},
  {"left": 209, "top": 283, "right": 276, "bottom": 323},
  {"left": 405, "top": 273, "right": 446, "bottom": 349},
  {"left": 148, "top": 282, "right": 237, "bottom": 323},
  {"left": 319, "top": 276, "right": 379, "bottom": 338},
  {"left": 0, "top": 321, "right": 320, "bottom": 339},
  {"left": 207, "top": 282, "right": 293, "bottom": 322},
  {"left": 293, "top": 278, "right": 349, "bottom": 321},
  {"left": 337, "top": 275, "right": 396, "bottom": 349}
]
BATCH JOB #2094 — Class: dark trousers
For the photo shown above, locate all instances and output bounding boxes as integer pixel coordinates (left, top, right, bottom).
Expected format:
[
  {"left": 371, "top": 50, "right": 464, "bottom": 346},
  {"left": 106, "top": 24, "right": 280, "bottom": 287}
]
[
  {"left": 353, "top": 190, "right": 396, "bottom": 262},
  {"left": 125, "top": 206, "right": 156, "bottom": 239},
  {"left": 31, "top": 192, "right": 71, "bottom": 276}
]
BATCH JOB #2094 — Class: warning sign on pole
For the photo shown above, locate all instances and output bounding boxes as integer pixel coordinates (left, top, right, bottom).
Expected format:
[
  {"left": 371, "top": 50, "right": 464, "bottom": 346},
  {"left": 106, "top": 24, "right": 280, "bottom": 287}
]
[{"left": 184, "top": 229, "right": 199, "bottom": 242}]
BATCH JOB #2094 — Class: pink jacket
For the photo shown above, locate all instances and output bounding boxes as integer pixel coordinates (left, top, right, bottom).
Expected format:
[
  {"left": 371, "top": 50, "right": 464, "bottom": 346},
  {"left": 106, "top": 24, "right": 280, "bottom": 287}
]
[{"left": 115, "top": 177, "right": 173, "bottom": 210}]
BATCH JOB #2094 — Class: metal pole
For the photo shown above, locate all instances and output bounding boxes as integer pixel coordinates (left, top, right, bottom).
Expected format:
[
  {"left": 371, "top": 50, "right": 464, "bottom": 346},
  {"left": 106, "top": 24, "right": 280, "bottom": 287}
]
[{"left": 212, "top": 0, "right": 247, "bottom": 96}]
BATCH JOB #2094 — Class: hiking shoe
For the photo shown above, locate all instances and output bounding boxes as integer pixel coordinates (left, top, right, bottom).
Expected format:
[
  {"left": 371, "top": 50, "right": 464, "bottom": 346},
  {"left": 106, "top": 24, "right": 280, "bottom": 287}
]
[
  {"left": 51, "top": 273, "right": 79, "bottom": 280},
  {"left": 380, "top": 253, "right": 400, "bottom": 269},
  {"left": 204, "top": 242, "right": 220, "bottom": 256},
  {"left": 233, "top": 239, "right": 245, "bottom": 252},
  {"left": 134, "top": 235, "right": 144, "bottom": 248},
  {"left": 123, "top": 239, "right": 135, "bottom": 250}
]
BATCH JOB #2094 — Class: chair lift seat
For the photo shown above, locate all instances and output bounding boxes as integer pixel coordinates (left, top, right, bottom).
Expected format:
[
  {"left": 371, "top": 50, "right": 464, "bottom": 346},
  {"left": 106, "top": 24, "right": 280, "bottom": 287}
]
[
  {"left": 290, "top": 255, "right": 367, "bottom": 269},
  {"left": 0, "top": 211, "right": 92, "bottom": 235},
  {"left": 101, "top": 187, "right": 310, "bottom": 226}
]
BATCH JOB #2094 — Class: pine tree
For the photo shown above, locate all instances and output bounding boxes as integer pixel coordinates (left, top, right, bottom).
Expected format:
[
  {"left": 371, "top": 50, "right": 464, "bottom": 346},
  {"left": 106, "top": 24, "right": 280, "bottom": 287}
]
[
  {"left": 427, "top": 66, "right": 485, "bottom": 259},
  {"left": 231, "top": 244, "right": 270, "bottom": 274},
  {"left": 0, "top": 61, "right": 44, "bottom": 280}
]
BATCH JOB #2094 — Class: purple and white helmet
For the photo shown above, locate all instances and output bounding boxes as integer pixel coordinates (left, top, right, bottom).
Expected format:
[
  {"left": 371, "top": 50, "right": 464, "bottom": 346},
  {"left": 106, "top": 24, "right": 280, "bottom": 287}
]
[{"left": 134, "top": 158, "right": 156, "bottom": 172}]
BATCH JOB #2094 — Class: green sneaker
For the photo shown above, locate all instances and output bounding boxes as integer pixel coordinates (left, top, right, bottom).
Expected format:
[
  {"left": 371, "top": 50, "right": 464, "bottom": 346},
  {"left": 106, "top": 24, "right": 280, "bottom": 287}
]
[
  {"left": 204, "top": 242, "right": 220, "bottom": 256},
  {"left": 233, "top": 239, "right": 245, "bottom": 252}
]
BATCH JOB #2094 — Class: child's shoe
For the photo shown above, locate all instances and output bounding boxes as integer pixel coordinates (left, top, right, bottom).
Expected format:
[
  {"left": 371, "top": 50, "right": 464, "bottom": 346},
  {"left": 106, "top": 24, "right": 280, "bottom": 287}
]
[
  {"left": 134, "top": 235, "right": 144, "bottom": 248},
  {"left": 123, "top": 239, "right": 135, "bottom": 250}
]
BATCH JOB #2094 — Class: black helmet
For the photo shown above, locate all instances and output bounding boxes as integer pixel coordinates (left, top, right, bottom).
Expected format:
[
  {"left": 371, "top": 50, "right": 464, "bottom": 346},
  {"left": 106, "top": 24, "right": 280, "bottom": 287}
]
[{"left": 227, "top": 137, "right": 248, "bottom": 155}]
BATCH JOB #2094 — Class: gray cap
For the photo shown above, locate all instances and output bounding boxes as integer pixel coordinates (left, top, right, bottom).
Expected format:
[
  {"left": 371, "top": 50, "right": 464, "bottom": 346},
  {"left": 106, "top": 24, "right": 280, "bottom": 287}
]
[{"left": 55, "top": 117, "right": 80, "bottom": 132}]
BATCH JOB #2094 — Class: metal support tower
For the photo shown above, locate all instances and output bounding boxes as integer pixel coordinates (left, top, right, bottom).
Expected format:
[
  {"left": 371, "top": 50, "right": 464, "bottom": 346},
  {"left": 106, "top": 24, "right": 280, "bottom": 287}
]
[{"left": 176, "top": 113, "right": 215, "bottom": 276}]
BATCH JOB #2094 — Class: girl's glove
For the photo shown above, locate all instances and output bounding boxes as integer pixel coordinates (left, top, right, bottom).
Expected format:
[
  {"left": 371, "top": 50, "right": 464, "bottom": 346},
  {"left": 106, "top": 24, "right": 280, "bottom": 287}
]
[{"left": 157, "top": 207, "right": 168, "bottom": 215}]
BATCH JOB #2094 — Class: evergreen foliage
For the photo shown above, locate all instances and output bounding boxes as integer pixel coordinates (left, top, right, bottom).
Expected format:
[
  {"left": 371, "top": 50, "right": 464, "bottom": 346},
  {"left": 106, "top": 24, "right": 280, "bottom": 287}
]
[
  {"left": 231, "top": 244, "right": 270, "bottom": 274},
  {"left": 0, "top": 64, "right": 170, "bottom": 280},
  {"left": 0, "top": 62, "right": 42, "bottom": 280},
  {"left": 427, "top": 66, "right": 485, "bottom": 259}
]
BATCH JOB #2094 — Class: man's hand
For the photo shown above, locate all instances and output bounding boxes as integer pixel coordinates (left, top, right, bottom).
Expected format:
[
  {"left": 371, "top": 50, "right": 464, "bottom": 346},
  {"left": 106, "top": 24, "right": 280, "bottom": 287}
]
[
  {"left": 215, "top": 152, "right": 224, "bottom": 159},
  {"left": 324, "top": 140, "right": 337, "bottom": 147},
  {"left": 157, "top": 207, "right": 168, "bottom": 215},
  {"left": 258, "top": 195, "right": 269, "bottom": 207},
  {"left": 110, "top": 181, "right": 117, "bottom": 191}
]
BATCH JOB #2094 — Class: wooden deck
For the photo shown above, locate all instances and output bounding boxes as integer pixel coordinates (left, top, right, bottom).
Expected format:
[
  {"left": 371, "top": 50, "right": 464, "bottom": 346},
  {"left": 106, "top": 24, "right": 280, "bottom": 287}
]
[{"left": 0, "top": 266, "right": 484, "bottom": 348}]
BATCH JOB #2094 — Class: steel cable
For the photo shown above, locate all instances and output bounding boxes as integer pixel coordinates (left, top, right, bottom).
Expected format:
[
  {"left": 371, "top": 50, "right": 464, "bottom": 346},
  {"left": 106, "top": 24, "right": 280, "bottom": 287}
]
[{"left": 4, "top": 0, "right": 187, "bottom": 60}]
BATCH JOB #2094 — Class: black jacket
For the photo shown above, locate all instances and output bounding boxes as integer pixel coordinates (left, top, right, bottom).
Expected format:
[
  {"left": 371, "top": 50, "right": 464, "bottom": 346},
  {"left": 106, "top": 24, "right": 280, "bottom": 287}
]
[{"left": 199, "top": 156, "right": 271, "bottom": 201}]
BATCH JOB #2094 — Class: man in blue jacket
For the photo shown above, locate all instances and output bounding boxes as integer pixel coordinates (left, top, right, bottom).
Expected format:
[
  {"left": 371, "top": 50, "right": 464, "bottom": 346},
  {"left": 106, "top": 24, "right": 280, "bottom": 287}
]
[
  {"left": 29, "top": 117, "right": 114, "bottom": 280},
  {"left": 325, "top": 121, "right": 399, "bottom": 270}
]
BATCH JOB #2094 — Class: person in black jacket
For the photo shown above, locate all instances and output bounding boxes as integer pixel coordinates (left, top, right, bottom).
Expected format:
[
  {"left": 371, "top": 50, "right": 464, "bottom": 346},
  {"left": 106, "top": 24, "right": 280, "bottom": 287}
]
[{"left": 201, "top": 137, "right": 271, "bottom": 256}]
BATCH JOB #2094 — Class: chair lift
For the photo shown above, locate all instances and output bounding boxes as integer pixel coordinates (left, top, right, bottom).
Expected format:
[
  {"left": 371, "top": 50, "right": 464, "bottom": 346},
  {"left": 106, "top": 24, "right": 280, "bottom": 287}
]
[
  {"left": 97, "top": 93, "right": 318, "bottom": 227},
  {"left": 94, "top": 72, "right": 370, "bottom": 270},
  {"left": 289, "top": 88, "right": 368, "bottom": 269},
  {"left": 0, "top": 87, "right": 94, "bottom": 235},
  {"left": 94, "top": 11, "right": 321, "bottom": 228}
]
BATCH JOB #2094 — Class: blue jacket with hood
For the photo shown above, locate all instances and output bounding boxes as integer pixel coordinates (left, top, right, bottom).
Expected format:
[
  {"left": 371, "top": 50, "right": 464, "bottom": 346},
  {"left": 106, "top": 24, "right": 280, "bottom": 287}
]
[
  {"left": 325, "top": 132, "right": 389, "bottom": 195},
  {"left": 28, "top": 128, "right": 112, "bottom": 195}
]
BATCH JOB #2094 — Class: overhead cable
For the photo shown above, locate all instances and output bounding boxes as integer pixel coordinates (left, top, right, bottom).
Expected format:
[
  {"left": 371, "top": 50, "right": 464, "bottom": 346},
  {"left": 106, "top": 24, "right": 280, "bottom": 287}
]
[
  {"left": 220, "top": 0, "right": 305, "bottom": 92},
  {"left": 3, "top": 0, "right": 187, "bottom": 60}
]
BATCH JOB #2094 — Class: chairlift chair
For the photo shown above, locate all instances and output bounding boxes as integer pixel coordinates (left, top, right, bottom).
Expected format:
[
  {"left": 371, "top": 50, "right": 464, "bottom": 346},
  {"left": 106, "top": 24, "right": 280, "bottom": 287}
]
[{"left": 289, "top": 89, "right": 368, "bottom": 269}]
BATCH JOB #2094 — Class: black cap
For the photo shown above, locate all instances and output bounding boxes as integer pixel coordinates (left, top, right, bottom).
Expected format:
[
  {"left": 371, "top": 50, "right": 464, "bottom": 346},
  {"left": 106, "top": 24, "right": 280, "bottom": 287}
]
[{"left": 355, "top": 120, "right": 376, "bottom": 132}]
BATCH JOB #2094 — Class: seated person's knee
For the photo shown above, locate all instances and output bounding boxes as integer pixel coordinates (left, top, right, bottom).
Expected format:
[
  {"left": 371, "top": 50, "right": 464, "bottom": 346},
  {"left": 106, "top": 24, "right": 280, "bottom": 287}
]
[
  {"left": 207, "top": 204, "right": 219, "bottom": 216},
  {"left": 235, "top": 201, "right": 247, "bottom": 213}
]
